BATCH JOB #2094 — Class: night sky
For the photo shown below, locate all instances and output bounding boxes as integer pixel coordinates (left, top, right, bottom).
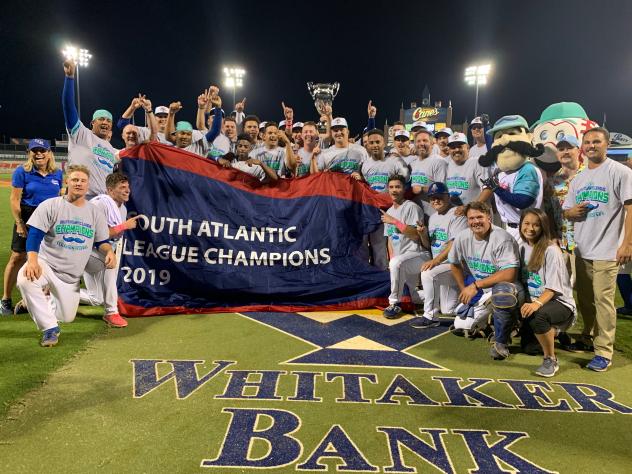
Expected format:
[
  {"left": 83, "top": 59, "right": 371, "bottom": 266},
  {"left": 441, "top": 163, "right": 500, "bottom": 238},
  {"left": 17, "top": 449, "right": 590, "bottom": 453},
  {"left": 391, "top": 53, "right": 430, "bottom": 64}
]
[{"left": 1, "top": 0, "right": 631, "bottom": 147}]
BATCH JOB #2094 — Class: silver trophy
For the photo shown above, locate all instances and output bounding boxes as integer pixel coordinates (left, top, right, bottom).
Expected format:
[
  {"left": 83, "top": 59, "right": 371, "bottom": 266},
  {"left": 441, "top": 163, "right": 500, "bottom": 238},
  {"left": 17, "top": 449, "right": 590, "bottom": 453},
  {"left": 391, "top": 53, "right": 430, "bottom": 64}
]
[{"left": 307, "top": 82, "right": 340, "bottom": 115}]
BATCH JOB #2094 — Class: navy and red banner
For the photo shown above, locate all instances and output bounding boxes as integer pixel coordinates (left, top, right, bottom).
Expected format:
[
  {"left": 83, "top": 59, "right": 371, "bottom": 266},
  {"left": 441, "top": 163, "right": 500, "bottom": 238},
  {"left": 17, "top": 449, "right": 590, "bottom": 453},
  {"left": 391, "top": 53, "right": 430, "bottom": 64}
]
[{"left": 117, "top": 143, "right": 392, "bottom": 316}]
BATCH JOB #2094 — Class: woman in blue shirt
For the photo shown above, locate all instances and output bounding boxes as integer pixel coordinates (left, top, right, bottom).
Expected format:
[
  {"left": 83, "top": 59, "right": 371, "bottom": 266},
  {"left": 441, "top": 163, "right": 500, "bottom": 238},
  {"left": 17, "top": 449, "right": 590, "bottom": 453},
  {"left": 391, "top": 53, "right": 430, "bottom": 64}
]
[{"left": 1, "top": 139, "right": 63, "bottom": 314}]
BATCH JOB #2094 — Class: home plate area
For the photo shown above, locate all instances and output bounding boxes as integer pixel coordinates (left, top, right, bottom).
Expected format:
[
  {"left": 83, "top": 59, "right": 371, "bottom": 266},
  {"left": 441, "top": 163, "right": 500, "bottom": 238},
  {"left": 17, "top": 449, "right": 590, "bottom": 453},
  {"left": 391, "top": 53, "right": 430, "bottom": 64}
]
[{"left": 1, "top": 309, "right": 631, "bottom": 473}]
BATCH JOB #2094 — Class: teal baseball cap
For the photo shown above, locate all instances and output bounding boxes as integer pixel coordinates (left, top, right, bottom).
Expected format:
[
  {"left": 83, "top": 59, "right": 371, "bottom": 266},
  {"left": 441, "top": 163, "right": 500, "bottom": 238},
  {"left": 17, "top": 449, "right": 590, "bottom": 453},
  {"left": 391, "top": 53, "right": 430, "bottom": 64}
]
[
  {"left": 176, "top": 121, "right": 193, "bottom": 132},
  {"left": 92, "top": 109, "right": 112, "bottom": 121},
  {"left": 486, "top": 115, "right": 529, "bottom": 136}
]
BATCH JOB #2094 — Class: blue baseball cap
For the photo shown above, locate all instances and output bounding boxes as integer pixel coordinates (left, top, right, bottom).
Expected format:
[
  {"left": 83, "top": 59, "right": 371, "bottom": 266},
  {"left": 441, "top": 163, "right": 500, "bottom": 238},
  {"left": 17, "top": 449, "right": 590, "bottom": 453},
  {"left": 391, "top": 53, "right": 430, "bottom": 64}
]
[
  {"left": 28, "top": 138, "right": 51, "bottom": 151},
  {"left": 486, "top": 115, "right": 529, "bottom": 136},
  {"left": 427, "top": 182, "right": 450, "bottom": 197},
  {"left": 556, "top": 135, "right": 580, "bottom": 148},
  {"left": 92, "top": 109, "right": 113, "bottom": 121}
]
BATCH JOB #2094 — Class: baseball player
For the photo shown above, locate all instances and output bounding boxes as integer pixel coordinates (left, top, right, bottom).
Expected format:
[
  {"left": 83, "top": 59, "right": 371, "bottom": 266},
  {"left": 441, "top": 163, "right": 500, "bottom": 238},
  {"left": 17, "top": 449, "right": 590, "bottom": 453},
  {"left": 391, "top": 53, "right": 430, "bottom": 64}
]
[
  {"left": 380, "top": 175, "right": 430, "bottom": 319},
  {"left": 412, "top": 183, "right": 468, "bottom": 328},
  {"left": 16, "top": 165, "right": 114, "bottom": 347},
  {"left": 62, "top": 60, "right": 118, "bottom": 199},
  {"left": 79, "top": 173, "right": 142, "bottom": 328}
]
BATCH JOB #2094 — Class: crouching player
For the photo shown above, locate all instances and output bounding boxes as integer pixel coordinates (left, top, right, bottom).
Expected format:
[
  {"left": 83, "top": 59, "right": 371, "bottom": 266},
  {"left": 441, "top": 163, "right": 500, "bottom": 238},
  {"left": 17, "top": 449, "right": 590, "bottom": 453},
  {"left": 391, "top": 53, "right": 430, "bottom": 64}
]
[
  {"left": 79, "top": 173, "right": 142, "bottom": 327},
  {"left": 17, "top": 165, "right": 114, "bottom": 346},
  {"left": 412, "top": 182, "right": 468, "bottom": 328},
  {"left": 448, "top": 201, "right": 525, "bottom": 359},
  {"left": 380, "top": 175, "right": 430, "bottom": 319}
]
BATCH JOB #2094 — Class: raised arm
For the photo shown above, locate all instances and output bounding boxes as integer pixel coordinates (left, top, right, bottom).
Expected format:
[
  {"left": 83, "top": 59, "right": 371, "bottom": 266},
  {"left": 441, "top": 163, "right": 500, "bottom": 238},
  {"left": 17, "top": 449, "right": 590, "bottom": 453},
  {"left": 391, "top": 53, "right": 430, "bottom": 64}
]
[
  {"left": 196, "top": 89, "right": 210, "bottom": 132},
  {"left": 367, "top": 100, "right": 377, "bottom": 130},
  {"left": 204, "top": 88, "right": 223, "bottom": 143},
  {"left": 140, "top": 96, "right": 158, "bottom": 142},
  {"left": 62, "top": 60, "right": 79, "bottom": 131},
  {"left": 165, "top": 101, "right": 181, "bottom": 144}
]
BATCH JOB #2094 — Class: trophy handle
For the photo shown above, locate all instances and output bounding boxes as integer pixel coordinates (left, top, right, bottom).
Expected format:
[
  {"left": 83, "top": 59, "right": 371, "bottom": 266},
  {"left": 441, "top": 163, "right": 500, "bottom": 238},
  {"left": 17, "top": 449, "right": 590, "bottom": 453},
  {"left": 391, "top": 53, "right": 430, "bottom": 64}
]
[
  {"left": 332, "top": 82, "right": 340, "bottom": 97},
  {"left": 307, "top": 82, "right": 315, "bottom": 98}
]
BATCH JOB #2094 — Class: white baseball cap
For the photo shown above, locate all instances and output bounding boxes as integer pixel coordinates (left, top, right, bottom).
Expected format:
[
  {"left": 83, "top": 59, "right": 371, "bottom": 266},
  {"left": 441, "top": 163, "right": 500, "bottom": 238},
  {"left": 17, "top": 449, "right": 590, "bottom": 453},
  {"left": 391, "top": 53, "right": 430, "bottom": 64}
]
[
  {"left": 448, "top": 132, "right": 468, "bottom": 145},
  {"left": 331, "top": 117, "right": 348, "bottom": 128},
  {"left": 154, "top": 106, "right": 169, "bottom": 115},
  {"left": 411, "top": 121, "right": 428, "bottom": 130},
  {"left": 279, "top": 120, "right": 287, "bottom": 128},
  {"left": 259, "top": 121, "right": 267, "bottom": 130},
  {"left": 394, "top": 130, "right": 410, "bottom": 140},
  {"left": 434, "top": 127, "right": 453, "bottom": 137},
  {"left": 292, "top": 121, "right": 304, "bottom": 130},
  {"left": 470, "top": 117, "right": 483, "bottom": 126}
]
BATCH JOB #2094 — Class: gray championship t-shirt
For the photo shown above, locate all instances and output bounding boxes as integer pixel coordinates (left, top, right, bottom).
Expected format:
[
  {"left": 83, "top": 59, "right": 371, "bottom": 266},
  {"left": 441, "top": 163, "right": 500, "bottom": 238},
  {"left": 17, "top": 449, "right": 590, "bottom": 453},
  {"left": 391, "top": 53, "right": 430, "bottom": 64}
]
[
  {"left": 137, "top": 127, "right": 172, "bottom": 145},
  {"left": 207, "top": 133, "right": 232, "bottom": 161},
  {"left": 563, "top": 158, "right": 632, "bottom": 261},
  {"left": 428, "top": 207, "right": 468, "bottom": 259},
  {"left": 448, "top": 225, "right": 520, "bottom": 282},
  {"left": 249, "top": 146, "right": 288, "bottom": 177},
  {"left": 469, "top": 143, "right": 488, "bottom": 160},
  {"left": 409, "top": 156, "right": 448, "bottom": 215},
  {"left": 67, "top": 121, "right": 119, "bottom": 199},
  {"left": 186, "top": 130, "right": 209, "bottom": 157},
  {"left": 383, "top": 200, "right": 428, "bottom": 258},
  {"left": 520, "top": 243, "right": 576, "bottom": 312},
  {"left": 296, "top": 148, "right": 315, "bottom": 177},
  {"left": 361, "top": 157, "right": 409, "bottom": 193},
  {"left": 27, "top": 197, "right": 109, "bottom": 283},
  {"left": 446, "top": 157, "right": 491, "bottom": 206},
  {"left": 317, "top": 143, "right": 368, "bottom": 174}
]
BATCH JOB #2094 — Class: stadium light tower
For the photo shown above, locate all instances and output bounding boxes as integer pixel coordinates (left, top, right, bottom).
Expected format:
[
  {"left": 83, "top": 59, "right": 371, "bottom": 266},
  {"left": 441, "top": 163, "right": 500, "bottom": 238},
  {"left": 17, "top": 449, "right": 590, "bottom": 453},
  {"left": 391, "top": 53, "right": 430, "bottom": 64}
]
[
  {"left": 223, "top": 67, "right": 245, "bottom": 109},
  {"left": 62, "top": 45, "right": 92, "bottom": 119},
  {"left": 464, "top": 63, "right": 491, "bottom": 118}
]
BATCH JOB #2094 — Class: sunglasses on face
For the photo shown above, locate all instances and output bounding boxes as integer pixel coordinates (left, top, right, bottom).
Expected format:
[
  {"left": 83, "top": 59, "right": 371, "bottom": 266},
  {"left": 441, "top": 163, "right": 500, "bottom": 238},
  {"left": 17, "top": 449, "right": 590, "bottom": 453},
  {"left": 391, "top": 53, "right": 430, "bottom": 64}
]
[{"left": 31, "top": 149, "right": 49, "bottom": 154}]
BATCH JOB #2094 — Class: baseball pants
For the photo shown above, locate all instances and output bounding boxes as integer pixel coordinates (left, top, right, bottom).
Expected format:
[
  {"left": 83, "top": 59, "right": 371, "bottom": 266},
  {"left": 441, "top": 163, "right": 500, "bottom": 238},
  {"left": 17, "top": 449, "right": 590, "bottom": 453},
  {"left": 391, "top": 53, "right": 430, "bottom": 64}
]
[
  {"left": 16, "top": 258, "right": 80, "bottom": 332},
  {"left": 420, "top": 263, "right": 459, "bottom": 318},
  {"left": 388, "top": 251, "right": 427, "bottom": 305},
  {"left": 80, "top": 255, "right": 119, "bottom": 315}
]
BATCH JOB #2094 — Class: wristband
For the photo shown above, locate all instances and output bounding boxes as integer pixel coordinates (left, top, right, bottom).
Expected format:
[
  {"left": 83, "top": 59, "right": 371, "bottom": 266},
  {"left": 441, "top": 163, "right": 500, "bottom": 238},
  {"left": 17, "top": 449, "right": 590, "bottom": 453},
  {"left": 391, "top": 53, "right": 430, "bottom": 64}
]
[
  {"left": 146, "top": 110, "right": 153, "bottom": 114},
  {"left": 534, "top": 300, "right": 543, "bottom": 307},
  {"left": 473, "top": 281, "right": 480, "bottom": 290},
  {"left": 113, "top": 223, "right": 127, "bottom": 233},
  {"left": 394, "top": 220, "right": 407, "bottom": 233}
]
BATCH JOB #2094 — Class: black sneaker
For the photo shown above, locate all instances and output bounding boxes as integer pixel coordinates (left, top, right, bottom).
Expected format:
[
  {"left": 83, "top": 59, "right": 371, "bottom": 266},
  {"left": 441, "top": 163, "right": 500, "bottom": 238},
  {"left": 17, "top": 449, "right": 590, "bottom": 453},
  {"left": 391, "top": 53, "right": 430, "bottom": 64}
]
[
  {"left": 13, "top": 300, "right": 28, "bottom": 315},
  {"left": 1, "top": 299, "right": 12, "bottom": 316},
  {"left": 410, "top": 317, "right": 440, "bottom": 329},
  {"left": 567, "top": 340, "right": 594, "bottom": 353}
]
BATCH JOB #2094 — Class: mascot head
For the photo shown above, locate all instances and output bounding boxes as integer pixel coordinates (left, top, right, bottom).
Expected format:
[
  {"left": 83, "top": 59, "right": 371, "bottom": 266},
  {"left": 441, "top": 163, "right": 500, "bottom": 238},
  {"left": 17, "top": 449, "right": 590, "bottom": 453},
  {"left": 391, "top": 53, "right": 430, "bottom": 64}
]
[
  {"left": 531, "top": 102, "right": 598, "bottom": 149},
  {"left": 479, "top": 115, "right": 544, "bottom": 172}
]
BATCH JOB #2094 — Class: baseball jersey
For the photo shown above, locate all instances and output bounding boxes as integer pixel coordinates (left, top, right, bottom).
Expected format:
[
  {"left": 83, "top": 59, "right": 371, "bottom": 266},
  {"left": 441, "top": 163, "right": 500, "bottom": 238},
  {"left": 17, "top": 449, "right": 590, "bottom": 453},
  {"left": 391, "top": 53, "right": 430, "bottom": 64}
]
[
  {"left": 207, "top": 133, "right": 232, "bottom": 160},
  {"left": 361, "top": 157, "right": 409, "bottom": 193},
  {"left": 446, "top": 157, "right": 492, "bottom": 206},
  {"left": 27, "top": 197, "right": 109, "bottom": 284},
  {"left": 186, "top": 130, "right": 209, "bottom": 157},
  {"left": 296, "top": 148, "right": 315, "bottom": 177},
  {"left": 563, "top": 158, "right": 632, "bottom": 261},
  {"left": 495, "top": 162, "right": 543, "bottom": 225},
  {"left": 520, "top": 243, "right": 576, "bottom": 312},
  {"left": 469, "top": 143, "right": 488, "bottom": 160},
  {"left": 428, "top": 207, "right": 468, "bottom": 259},
  {"left": 249, "top": 146, "right": 288, "bottom": 177},
  {"left": 317, "top": 143, "right": 368, "bottom": 174},
  {"left": 137, "top": 127, "right": 172, "bottom": 145},
  {"left": 409, "top": 156, "right": 448, "bottom": 216},
  {"left": 383, "top": 200, "right": 428, "bottom": 257},
  {"left": 67, "top": 121, "right": 119, "bottom": 199},
  {"left": 89, "top": 194, "right": 127, "bottom": 263},
  {"left": 448, "top": 225, "right": 520, "bottom": 282},
  {"left": 231, "top": 160, "right": 267, "bottom": 182}
]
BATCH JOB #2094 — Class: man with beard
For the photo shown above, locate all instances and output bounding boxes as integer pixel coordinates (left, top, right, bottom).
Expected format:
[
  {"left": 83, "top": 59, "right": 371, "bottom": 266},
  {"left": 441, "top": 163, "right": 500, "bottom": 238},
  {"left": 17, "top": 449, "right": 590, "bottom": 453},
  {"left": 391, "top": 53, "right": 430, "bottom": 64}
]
[
  {"left": 230, "top": 133, "right": 278, "bottom": 183},
  {"left": 291, "top": 122, "right": 304, "bottom": 153},
  {"left": 117, "top": 96, "right": 171, "bottom": 145},
  {"left": 242, "top": 115, "right": 261, "bottom": 144},
  {"left": 446, "top": 133, "right": 493, "bottom": 209},
  {"left": 468, "top": 117, "right": 488, "bottom": 160},
  {"left": 448, "top": 201, "right": 524, "bottom": 359},
  {"left": 479, "top": 115, "right": 544, "bottom": 241},
  {"left": 295, "top": 122, "right": 320, "bottom": 177},
  {"left": 313, "top": 118, "right": 369, "bottom": 175},
  {"left": 380, "top": 175, "right": 429, "bottom": 319},
  {"left": 62, "top": 60, "right": 117, "bottom": 199},
  {"left": 434, "top": 127, "right": 453, "bottom": 158},
  {"left": 356, "top": 129, "right": 409, "bottom": 269},
  {"left": 409, "top": 129, "right": 448, "bottom": 217},
  {"left": 412, "top": 182, "right": 468, "bottom": 328},
  {"left": 249, "top": 122, "right": 296, "bottom": 178},
  {"left": 563, "top": 127, "right": 632, "bottom": 371}
]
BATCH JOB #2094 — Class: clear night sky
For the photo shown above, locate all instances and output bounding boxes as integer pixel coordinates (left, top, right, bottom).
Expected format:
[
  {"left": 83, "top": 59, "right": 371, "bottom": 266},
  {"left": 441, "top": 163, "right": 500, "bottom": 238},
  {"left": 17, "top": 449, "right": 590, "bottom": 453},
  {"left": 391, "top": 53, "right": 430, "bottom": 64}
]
[{"left": 1, "top": 0, "right": 631, "bottom": 146}]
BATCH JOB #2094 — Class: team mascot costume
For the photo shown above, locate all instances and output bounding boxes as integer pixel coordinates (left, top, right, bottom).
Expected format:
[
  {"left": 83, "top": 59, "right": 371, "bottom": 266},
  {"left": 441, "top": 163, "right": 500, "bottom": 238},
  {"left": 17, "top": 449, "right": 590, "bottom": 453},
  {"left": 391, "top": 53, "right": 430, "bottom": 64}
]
[{"left": 478, "top": 115, "right": 545, "bottom": 241}]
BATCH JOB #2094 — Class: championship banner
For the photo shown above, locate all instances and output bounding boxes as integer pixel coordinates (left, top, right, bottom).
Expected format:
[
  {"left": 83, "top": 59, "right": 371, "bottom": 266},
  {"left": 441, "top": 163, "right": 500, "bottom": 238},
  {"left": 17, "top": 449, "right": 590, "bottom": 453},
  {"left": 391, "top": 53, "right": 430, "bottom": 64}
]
[{"left": 117, "top": 143, "right": 392, "bottom": 316}]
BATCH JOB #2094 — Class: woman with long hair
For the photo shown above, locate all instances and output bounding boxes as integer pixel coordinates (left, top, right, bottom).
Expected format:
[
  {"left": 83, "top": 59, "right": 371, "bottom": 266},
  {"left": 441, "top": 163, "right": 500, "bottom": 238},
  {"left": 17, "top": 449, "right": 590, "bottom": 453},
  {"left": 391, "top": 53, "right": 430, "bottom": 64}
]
[
  {"left": 518, "top": 208, "right": 576, "bottom": 377},
  {"left": 1, "top": 139, "right": 63, "bottom": 314}
]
